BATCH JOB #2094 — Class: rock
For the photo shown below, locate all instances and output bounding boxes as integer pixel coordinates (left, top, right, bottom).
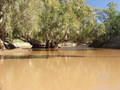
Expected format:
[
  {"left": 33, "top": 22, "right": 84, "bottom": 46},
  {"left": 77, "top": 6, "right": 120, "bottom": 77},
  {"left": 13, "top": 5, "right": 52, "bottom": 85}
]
[
  {"left": 4, "top": 42, "right": 16, "bottom": 49},
  {"left": 58, "top": 42, "right": 77, "bottom": 47}
]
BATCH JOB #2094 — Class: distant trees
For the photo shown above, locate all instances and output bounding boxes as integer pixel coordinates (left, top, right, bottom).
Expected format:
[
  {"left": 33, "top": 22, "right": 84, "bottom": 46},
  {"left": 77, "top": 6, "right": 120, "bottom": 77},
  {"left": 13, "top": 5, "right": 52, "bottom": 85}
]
[
  {"left": 90, "top": 2, "right": 120, "bottom": 48},
  {"left": 104, "top": 2, "right": 120, "bottom": 37}
]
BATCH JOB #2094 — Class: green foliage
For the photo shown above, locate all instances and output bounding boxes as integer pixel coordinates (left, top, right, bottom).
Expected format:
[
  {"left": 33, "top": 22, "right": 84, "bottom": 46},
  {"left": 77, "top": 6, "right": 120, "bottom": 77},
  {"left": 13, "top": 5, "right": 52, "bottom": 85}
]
[
  {"left": 37, "top": 0, "right": 96, "bottom": 45},
  {"left": 2, "top": 0, "right": 120, "bottom": 48},
  {"left": 90, "top": 2, "right": 120, "bottom": 47},
  {"left": 0, "top": 0, "right": 16, "bottom": 41},
  {"left": 6, "top": 0, "right": 96, "bottom": 47}
]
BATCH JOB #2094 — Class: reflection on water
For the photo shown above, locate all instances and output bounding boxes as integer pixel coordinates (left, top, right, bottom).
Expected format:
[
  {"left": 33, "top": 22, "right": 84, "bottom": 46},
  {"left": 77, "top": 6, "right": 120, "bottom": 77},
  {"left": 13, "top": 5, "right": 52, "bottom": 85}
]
[
  {"left": 0, "top": 48, "right": 120, "bottom": 90},
  {"left": 0, "top": 55, "right": 85, "bottom": 59}
]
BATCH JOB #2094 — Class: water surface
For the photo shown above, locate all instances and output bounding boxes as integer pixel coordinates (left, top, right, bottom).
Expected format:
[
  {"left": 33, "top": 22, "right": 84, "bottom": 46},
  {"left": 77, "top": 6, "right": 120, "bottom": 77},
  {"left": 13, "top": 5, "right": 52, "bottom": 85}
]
[{"left": 0, "top": 48, "right": 120, "bottom": 90}]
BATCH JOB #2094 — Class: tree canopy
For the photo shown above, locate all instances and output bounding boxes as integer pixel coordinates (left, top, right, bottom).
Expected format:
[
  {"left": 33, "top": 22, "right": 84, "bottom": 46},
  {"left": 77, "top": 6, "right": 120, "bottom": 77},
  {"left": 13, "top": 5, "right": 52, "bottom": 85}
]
[{"left": 0, "top": 0, "right": 120, "bottom": 49}]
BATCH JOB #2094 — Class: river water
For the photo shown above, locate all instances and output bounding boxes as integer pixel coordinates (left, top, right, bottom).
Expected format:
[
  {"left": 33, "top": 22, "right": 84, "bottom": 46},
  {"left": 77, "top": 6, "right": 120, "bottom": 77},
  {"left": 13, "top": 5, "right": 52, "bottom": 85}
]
[{"left": 0, "top": 47, "right": 120, "bottom": 90}]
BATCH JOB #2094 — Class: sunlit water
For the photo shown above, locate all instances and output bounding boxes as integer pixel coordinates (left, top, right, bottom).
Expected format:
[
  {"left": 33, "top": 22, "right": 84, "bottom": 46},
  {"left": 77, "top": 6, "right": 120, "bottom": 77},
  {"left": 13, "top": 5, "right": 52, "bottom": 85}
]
[{"left": 0, "top": 47, "right": 120, "bottom": 90}]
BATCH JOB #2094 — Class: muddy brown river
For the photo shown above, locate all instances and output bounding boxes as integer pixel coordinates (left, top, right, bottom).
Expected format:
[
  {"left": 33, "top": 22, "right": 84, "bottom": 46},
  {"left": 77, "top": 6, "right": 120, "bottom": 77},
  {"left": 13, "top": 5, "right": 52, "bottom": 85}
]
[{"left": 0, "top": 47, "right": 120, "bottom": 90}]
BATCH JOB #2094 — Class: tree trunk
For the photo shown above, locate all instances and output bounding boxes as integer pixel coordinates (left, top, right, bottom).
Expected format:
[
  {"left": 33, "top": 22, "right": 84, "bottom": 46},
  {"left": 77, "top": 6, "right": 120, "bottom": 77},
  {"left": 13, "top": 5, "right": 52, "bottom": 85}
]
[
  {"left": 0, "top": 39, "right": 5, "bottom": 49},
  {"left": 45, "top": 40, "right": 58, "bottom": 48},
  {"left": 28, "top": 39, "right": 43, "bottom": 48}
]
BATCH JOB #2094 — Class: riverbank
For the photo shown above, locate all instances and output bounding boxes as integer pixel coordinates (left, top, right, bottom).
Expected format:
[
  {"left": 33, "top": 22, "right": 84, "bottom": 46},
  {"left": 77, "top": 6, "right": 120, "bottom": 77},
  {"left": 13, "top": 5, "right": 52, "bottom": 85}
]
[
  {"left": 13, "top": 39, "right": 89, "bottom": 49},
  {"left": 90, "top": 36, "right": 120, "bottom": 49},
  {"left": 13, "top": 42, "right": 78, "bottom": 49},
  {"left": 3, "top": 39, "right": 120, "bottom": 50}
]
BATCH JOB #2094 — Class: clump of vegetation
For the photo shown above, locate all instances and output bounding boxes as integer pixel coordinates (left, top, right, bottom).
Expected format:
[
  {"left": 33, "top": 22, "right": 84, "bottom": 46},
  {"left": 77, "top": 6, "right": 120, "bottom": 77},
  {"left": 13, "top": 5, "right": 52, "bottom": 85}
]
[
  {"left": 0, "top": 0, "right": 120, "bottom": 49},
  {"left": 0, "top": 0, "right": 16, "bottom": 49},
  {"left": 38, "top": 0, "right": 96, "bottom": 47},
  {"left": 6, "top": 0, "right": 97, "bottom": 48},
  {"left": 90, "top": 2, "right": 120, "bottom": 48}
]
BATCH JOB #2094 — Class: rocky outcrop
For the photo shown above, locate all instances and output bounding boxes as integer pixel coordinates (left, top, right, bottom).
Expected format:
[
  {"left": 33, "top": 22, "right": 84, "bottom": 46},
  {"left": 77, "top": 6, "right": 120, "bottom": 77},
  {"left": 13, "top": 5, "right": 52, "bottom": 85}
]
[{"left": 4, "top": 41, "right": 16, "bottom": 49}]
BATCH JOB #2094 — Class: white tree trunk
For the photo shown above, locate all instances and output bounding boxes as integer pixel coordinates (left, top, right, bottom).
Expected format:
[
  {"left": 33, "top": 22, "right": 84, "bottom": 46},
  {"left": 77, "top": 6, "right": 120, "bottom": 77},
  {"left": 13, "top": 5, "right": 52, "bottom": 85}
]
[{"left": 0, "top": 39, "right": 5, "bottom": 49}]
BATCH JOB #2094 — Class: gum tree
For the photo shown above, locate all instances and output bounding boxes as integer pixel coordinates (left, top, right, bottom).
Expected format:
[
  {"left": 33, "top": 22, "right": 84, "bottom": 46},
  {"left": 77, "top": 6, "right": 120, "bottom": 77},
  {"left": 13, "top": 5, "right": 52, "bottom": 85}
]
[{"left": 0, "top": 0, "right": 16, "bottom": 49}]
